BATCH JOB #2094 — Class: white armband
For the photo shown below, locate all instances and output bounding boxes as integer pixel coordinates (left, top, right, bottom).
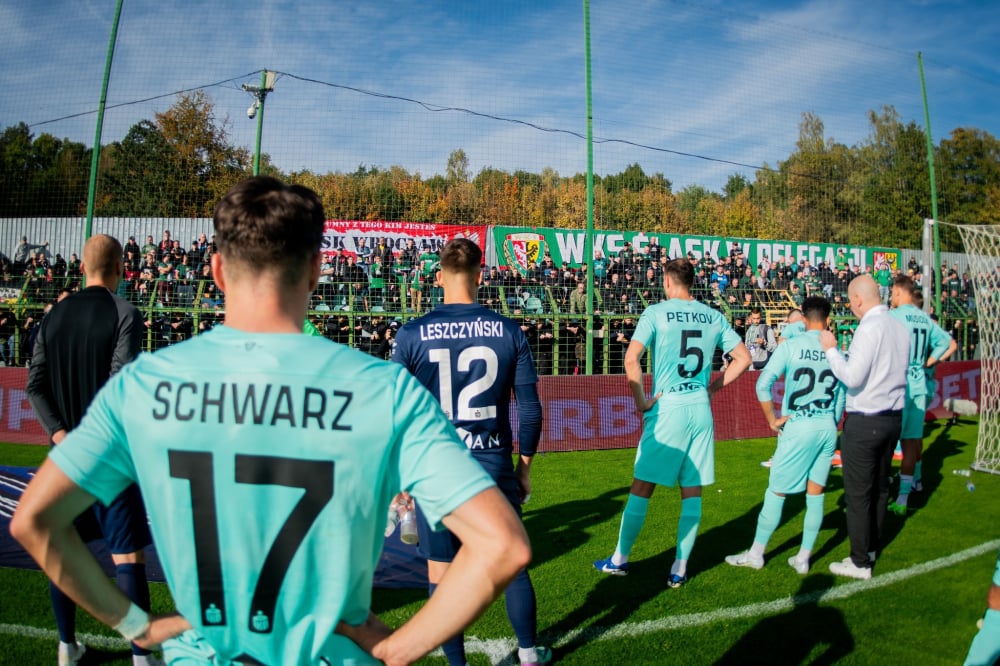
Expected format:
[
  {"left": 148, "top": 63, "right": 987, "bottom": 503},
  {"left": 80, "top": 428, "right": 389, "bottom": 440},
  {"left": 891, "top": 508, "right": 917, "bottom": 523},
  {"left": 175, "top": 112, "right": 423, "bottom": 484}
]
[{"left": 113, "top": 602, "right": 151, "bottom": 641}]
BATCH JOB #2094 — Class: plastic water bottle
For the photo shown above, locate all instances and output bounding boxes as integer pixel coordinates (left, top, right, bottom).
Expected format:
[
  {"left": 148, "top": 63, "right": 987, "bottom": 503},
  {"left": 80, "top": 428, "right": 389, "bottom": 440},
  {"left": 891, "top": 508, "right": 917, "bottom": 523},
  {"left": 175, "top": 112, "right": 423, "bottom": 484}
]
[
  {"left": 953, "top": 469, "right": 972, "bottom": 477},
  {"left": 966, "top": 481, "right": 976, "bottom": 492},
  {"left": 399, "top": 508, "right": 419, "bottom": 545}
]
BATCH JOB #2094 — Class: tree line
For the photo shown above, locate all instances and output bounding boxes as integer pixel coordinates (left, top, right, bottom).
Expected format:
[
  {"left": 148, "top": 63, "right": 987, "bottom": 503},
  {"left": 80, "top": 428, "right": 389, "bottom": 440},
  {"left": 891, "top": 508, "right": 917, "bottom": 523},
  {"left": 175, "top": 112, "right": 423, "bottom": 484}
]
[{"left": 2, "top": 92, "right": 998, "bottom": 251}]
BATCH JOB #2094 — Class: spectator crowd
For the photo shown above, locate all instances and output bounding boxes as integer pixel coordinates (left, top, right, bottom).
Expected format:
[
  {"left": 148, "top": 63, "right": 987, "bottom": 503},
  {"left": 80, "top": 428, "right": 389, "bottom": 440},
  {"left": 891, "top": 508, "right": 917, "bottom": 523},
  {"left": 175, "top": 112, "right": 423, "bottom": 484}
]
[{"left": 0, "top": 231, "right": 983, "bottom": 371}]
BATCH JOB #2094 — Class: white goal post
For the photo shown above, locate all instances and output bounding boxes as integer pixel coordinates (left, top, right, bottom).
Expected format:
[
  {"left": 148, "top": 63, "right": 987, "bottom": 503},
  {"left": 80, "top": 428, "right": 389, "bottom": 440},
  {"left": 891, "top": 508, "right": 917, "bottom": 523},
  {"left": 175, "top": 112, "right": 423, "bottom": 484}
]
[{"left": 951, "top": 223, "right": 999, "bottom": 474}]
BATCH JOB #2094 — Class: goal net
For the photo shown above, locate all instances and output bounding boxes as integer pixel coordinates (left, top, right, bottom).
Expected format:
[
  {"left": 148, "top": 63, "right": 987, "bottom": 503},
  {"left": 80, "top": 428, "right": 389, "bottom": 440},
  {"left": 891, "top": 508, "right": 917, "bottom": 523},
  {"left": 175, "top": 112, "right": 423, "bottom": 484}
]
[{"left": 953, "top": 223, "right": 999, "bottom": 474}]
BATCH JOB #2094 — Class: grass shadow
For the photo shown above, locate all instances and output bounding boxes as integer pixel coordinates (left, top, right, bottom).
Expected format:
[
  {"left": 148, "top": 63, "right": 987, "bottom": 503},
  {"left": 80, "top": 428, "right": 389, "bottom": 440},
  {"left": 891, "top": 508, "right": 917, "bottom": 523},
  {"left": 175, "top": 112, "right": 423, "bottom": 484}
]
[
  {"left": 521, "top": 486, "right": 631, "bottom": 569},
  {"left": 75, "top": 647, "right": 136, "bottom": 665},
  {"left": 713, "top": 573, "right": 854, "bottom": 665}
]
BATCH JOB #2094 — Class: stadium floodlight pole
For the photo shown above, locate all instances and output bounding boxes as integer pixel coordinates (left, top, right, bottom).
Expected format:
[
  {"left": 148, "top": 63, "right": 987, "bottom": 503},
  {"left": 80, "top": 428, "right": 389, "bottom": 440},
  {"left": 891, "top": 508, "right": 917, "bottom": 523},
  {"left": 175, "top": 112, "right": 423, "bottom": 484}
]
[
  {"left": 917, "top": 52, "right": 942, "bottom": 317},
  {"left": 83, "top": 0, "right": 125, "bottom": 249},
  {"left": 243, "top": 70, "right": 275, "bottom": 176},
  {"left": 583, "top": 0, "right": 595, "bottom": 374}
]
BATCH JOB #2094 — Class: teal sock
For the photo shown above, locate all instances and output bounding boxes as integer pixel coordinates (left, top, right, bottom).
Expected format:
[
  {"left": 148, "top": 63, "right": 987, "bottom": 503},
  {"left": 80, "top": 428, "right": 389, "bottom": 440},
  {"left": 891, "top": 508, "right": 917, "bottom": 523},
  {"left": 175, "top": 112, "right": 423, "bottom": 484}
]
[
  {"left": 752, "top": 491, "right": 785, "bottom": 550},
  {"left": 914, "top": 461, "right": 923, "bottom": 485},
  {"left": 964, "top": 608, "right": 1000, "bottom": 666},
  {"left": 613, "top": 494, "right": 650, "bottom": 562},
  {"left": 802, "top": 493, "right": 825, "bottom": 552},
  {"left": 897, "top": 474, "right": 913, "bottom": 506},
  {"left": 676, "top": 497, "right": 702, "bottom": 561}
]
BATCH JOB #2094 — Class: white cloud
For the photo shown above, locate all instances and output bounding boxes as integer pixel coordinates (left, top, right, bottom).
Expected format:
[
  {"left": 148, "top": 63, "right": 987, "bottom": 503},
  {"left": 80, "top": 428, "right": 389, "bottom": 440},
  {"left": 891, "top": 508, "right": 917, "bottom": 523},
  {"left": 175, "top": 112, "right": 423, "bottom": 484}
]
[{"left": 1, "top": 0, "right": 996, "bottom": 196}]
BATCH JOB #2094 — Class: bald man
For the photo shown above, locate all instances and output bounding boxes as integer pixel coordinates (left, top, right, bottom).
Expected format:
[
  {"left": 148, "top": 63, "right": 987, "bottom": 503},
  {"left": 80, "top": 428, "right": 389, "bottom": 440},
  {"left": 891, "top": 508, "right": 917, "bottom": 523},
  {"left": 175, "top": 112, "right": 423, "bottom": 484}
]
[
  {"left": 819, "top": 274, "right": 908, "bottom": 580},
  {"left": 25, "top": 234, "right": 158, "bottom": 666}
]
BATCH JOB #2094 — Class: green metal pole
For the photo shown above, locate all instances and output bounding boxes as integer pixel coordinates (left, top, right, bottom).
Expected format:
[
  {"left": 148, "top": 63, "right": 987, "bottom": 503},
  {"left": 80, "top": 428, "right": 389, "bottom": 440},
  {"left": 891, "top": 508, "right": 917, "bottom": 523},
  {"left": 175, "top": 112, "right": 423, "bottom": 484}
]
[
  {"left": 918, "top": 52, "right": 942, "bottom": 316},
  {"left": 583, "top": 0, "right": 595, "bottom": 374},
  {"left": 253, "top": 70, "right": 267, "bottom": 176},
  {"left": 83, "top": 0, "right": 125, "bottom": 242}
]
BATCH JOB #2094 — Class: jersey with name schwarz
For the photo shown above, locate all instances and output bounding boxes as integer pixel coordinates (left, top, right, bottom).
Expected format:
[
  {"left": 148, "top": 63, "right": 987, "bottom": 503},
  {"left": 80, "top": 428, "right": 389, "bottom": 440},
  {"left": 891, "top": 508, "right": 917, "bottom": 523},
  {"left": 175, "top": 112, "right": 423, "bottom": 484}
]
[
  {"left": 394, "top": 303, "right": 537, "bottom": 456},
  {"left": 45, "top": 324, "right": 490, "bottom": 665},
  {"left": 631, "top": 298, "right": 742, "bottom": 401}
]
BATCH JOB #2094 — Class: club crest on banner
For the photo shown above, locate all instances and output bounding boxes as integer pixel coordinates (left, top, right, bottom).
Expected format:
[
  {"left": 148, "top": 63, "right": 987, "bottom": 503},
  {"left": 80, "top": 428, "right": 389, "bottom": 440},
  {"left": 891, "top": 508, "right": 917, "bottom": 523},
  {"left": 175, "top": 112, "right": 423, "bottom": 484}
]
[{"left": 503, "top": 233, "right": 546, "bottom": 277}]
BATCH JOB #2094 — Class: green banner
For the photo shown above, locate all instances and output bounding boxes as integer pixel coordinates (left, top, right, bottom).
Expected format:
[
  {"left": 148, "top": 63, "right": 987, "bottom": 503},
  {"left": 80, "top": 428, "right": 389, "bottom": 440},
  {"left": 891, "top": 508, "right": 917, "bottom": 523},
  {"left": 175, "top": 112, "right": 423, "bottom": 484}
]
[{"left": 490, "top": 226, "right": 900, "bottom": 276}]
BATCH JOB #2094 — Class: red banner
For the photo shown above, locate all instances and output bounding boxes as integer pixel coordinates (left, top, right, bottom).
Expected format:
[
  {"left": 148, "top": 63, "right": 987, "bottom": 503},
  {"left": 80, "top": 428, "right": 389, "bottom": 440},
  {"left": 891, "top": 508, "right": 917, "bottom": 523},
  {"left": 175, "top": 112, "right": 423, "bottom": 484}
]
[
  {"left": 532, "top": 360, "right": 982, "bottom": 452},
  {"left": 321, "top": 221, "right": 488, "bottom": 260},
  {"left": 0, "top": 368, "right": 48, "bottom": 445},
  {"left": 1, "top": 361, "right": 981, "bottom": 449}
]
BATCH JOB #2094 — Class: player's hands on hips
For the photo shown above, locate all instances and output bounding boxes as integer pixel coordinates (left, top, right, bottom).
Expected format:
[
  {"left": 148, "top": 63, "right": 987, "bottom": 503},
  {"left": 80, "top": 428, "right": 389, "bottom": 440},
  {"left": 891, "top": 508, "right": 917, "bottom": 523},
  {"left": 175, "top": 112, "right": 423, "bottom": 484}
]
[
  {"left": 336, "top": 611, "right": 394, "bottom": 660},
  {"left": 133, "top": 612, "right": 192, "bottom": 650},
  {"left": 818, "top": 330, "right": 837, "bottom": 351},
  {"left": 635, "top": 392, "right": 661, "bottom": 412},
  {"left": 769, "top": 415, "right": 790, "bottom": 433}
]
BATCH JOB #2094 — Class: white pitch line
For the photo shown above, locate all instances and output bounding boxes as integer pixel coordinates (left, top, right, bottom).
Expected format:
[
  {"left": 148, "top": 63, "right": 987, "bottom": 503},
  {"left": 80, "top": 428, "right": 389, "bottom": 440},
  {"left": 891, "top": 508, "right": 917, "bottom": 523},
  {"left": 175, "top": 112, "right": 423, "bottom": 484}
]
[
  {"left": 3, "top": 539, "right": 997, "bottom": 665},
  {"left": 0, "top": 622, "right": 130, "bottom": 650},
  {"left": 466, "top": 538, "right": 1000, "bottom": 664}
]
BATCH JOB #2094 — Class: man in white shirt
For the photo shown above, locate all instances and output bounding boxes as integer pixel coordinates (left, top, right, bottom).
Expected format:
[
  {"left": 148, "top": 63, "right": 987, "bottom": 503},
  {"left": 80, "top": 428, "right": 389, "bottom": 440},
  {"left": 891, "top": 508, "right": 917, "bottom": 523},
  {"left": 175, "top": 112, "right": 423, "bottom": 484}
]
[{"left": 819, "top": 275, "right": 908, "bottom": 580}]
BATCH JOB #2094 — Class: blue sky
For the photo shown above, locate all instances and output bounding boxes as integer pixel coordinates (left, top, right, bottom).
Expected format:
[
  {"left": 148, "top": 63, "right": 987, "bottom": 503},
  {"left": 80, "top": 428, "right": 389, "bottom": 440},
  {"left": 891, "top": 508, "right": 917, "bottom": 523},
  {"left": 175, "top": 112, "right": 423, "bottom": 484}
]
[{"left": 1, "top": 0, "right": 997, "bottom": 192}]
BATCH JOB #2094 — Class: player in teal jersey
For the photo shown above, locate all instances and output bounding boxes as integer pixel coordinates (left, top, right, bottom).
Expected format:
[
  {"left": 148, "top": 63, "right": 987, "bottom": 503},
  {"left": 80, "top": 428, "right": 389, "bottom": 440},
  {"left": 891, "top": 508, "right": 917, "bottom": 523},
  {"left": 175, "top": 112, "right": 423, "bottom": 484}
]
[
  {"left": 758, "top": 308, "right": 806, "bottom": 469},
  {"left": 12, "top": 176, "right": 530, "bottom": 666},
  {"left": 594, "top": 258, "right": 750, "bottom": 587},
  {"left": 964, "top": 547, "right": 1000, "bottom": 666},
  {"left": 726, "top": 296, "right": 846, "bottom": 574},
  {"left": 778, "top": 308, "right": 805, "bottom": 343},
  {"left": 888, "top": 275, "right": 957, "bottom": 514}
]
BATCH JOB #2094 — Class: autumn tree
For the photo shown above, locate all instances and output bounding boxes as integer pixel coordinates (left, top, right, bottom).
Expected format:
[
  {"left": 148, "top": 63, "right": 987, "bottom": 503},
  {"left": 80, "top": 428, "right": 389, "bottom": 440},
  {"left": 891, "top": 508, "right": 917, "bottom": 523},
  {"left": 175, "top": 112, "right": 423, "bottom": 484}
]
[
  {"left": 0, "top": 122, "right": 90, "bottom": 216},
  {"left": 154, "top": 91, "right": 251, "bottom": 216}
]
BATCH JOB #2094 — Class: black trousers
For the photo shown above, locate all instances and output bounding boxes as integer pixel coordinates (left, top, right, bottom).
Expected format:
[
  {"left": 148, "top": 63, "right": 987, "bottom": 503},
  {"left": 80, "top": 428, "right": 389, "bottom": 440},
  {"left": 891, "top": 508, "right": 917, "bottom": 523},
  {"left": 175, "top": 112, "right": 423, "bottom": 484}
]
[{"left": 840, "top": 411, "right": 902, "bottom": 568}]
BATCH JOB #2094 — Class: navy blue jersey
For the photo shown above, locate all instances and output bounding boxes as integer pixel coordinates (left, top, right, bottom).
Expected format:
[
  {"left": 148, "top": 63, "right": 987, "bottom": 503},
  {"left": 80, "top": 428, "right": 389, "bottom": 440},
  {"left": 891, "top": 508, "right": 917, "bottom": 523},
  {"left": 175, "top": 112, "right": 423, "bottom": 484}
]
[{"left": 393, "top": 303, "right": 537, "bottom": 459}]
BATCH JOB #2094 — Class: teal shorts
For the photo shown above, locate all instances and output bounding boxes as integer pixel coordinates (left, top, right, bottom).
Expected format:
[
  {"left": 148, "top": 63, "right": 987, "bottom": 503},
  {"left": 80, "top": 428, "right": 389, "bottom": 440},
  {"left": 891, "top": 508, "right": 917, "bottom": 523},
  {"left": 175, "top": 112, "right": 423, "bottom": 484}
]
[
  {"left": 635, "top": 396, "right": 714, "bottom": 487},
  {"left": 767, "top": 418, "right": 837, "bottom": 494},
  {"left": 901, "top": 393, "right": 928, "bottom": 440}
]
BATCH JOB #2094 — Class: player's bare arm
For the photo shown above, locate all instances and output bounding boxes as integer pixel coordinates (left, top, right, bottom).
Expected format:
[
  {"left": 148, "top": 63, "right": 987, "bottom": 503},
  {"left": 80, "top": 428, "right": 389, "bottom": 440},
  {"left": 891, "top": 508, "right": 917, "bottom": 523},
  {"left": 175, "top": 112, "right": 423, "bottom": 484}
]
[
  {"left": 709, "top": 342, "right": 751, "bottom": 397},
  {"left": 515, "top": 454, "right": 533, "bottom": 503},
  {"left": 625, "top": 339, "right": 661, "bottom": 412},
  {"left": 342, "top": 486, "right": 530, "bottom": 666},
  {"left": 758, "top": 399, "right": 789, "bottom": 433},
  {"left": 10, "top": 459, "right": 192, "bottom": 648}
]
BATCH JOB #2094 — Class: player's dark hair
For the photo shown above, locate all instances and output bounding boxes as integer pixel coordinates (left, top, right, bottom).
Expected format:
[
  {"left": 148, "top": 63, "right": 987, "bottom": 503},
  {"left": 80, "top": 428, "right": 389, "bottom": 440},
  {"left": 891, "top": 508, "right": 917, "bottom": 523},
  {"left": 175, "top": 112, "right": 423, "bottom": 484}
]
[
  {"left": 893, "top": 273, "right": 916, "bottom": 295},
  {"left": 663, "top": 258, "right": 694, "bottom": 289},
  {"left": 213, "top": 176, "right": 325, "bottom": 287},
  {"left": 802, "top": 296, "right": 831, "bottom": 322},
  {"left": 439, "top": 238, "right": 482, "bottom": 275}
]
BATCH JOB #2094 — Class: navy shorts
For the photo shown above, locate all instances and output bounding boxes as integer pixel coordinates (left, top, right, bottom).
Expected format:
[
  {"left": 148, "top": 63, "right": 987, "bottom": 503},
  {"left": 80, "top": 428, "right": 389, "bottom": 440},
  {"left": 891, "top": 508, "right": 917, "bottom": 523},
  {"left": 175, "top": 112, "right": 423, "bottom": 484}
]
[
  {"left": 74, "top": 483, "right": 152, "bottom": 554},
  {"left": 414, "top": 457, "right": 520, "bottom": 563}
]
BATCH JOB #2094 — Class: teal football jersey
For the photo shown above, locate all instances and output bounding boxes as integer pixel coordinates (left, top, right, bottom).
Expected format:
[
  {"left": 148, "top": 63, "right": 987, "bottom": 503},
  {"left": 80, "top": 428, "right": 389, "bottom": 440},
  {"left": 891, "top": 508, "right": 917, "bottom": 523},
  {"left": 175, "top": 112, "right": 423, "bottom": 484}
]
[
  {"left": 756, "top": 329, "right": 846, "bottom": 422},
  {"left": 49, "top": 326, "right": 493, "bottom": 665},
  {"left": 631, "top": 298, "right": 741, "bottom": 403},
  {"left": 890, "top": 304, "right": 954, "bottom": 397},
  {"left": 780, "top": 321, "right": 806, "bottom": 341}
]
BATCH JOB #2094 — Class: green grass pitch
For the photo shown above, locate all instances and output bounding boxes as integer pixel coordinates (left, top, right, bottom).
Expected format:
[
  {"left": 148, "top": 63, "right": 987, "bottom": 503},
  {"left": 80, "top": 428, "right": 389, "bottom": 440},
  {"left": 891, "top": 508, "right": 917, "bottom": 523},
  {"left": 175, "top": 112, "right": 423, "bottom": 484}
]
[{"left": 0, "top": 417, "right": 995, "bottom": 664}]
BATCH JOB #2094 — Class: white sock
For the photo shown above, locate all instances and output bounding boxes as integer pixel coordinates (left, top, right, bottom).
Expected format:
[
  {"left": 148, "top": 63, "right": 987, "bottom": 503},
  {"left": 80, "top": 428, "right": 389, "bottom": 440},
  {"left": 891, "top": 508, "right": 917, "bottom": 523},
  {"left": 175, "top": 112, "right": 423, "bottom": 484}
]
[
  {"left": 611, "top": 551, "right": 628, "bottom": 566},
  {"left": 749, "top": 542, "right": 766, "bottom": 559},
  {"left": 795, "top": 548, "right": 811, "bottom": 562},
  {"left": 671, "top": 559, "right": 687, "bottom": 577},
  {"left": 518, "top": 646, "right": 539, "bottom": 663}
]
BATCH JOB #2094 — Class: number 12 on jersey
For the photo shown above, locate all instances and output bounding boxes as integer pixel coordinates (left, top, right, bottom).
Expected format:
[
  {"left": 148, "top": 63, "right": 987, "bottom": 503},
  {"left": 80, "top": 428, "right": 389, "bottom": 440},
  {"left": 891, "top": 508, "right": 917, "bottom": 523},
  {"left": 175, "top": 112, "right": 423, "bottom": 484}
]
[{"left": 428, "top": 345, "right": 498, "bottom": 421}]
